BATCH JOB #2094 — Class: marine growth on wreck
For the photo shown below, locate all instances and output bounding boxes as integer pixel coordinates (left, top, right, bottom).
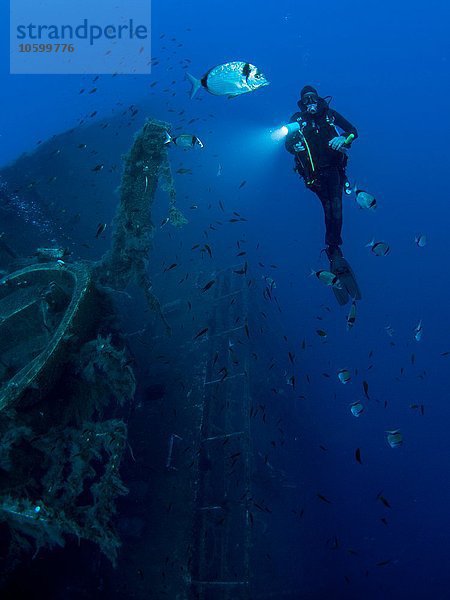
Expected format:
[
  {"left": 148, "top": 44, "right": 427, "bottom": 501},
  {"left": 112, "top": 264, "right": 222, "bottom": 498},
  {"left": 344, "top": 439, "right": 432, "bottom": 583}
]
[{"left": 0, "top": 119, "right": 180, "bottom": 575}]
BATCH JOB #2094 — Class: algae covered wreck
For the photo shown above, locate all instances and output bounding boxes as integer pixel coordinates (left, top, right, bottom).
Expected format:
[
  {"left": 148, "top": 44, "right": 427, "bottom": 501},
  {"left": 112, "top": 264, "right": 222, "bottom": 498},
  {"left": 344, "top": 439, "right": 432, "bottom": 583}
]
[{"left": 0, "top": 118, "right": 181, "bottom": 576}]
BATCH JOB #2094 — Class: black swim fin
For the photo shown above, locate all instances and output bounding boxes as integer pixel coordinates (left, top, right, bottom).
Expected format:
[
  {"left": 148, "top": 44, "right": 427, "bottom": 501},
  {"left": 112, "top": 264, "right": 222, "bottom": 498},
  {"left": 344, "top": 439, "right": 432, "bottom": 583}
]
[{"left": 330, "top": 256, "right": 362, "bottom": 305}]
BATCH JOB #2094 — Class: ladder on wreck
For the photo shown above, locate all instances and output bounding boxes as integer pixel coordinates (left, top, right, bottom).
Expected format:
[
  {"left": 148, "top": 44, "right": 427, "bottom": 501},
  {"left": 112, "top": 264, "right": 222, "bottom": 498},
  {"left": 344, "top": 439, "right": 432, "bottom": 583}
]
[{"left": 189, "top": 264, "right": 252, "bottom": 600}]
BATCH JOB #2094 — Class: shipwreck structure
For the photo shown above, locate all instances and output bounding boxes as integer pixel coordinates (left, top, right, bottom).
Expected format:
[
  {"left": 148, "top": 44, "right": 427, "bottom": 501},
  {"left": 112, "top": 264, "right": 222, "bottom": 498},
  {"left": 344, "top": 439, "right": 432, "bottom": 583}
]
[{"left": 0, "top": 118, "right": 182, "bottom": 578}]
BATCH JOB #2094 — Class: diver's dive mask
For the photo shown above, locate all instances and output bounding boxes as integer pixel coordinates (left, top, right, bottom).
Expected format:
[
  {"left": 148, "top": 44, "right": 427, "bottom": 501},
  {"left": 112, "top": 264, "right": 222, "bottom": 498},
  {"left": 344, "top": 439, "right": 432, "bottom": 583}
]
[{"left": 302, "top": 92, "right": 319, "bottom": 114}]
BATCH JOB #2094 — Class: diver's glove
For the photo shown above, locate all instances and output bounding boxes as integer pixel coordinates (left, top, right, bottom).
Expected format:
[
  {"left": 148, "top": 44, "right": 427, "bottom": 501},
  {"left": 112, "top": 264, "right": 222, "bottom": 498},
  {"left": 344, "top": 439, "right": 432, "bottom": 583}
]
[
  {"left": 293, "top": 141, "right": 305, "bottom": 152},
  {"left": 329, "top": 136, "right": 347, "bottom": 150}
]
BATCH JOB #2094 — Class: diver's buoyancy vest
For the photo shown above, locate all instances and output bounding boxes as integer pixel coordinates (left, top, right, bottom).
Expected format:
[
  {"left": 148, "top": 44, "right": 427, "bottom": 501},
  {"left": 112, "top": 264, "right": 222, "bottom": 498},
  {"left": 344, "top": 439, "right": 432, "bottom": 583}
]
[
  {"left": 303, "top": 110, "right": 347, "bottom": 167},
  {"left": 291, "top": 107, "right": 348, "bottom": 186}
]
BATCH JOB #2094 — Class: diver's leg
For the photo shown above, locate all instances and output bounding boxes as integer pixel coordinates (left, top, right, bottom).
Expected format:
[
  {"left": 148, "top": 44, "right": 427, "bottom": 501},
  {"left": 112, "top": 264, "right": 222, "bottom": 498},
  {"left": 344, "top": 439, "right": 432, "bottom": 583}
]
[
  {"left": 327, "top": 167, "right": 343, "bottom": 250},
  {"left": 328, "top": 169, "right": 362, "bottom": 301},
  {"left": 316, "top": 170, "right": 342, "bottom": 258}
]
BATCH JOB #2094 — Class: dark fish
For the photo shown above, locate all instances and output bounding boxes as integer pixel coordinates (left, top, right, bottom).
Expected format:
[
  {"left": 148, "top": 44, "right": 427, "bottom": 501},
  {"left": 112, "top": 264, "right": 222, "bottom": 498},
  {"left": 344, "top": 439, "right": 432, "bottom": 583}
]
[
  {"left": 234, "top": 261, "right": 248, "bottom": 275},
  {"left": 377, "top": 492, "right": 391, "bottom": 508},
  {"left": 376, "top": 559, "right": 391, "bottom": 567},
  {"left": 219, "top": 367, "right": 228, "bottom": 381},
  {"left": 92, "top": 164, "right": 104, "bottom": 172},
  {"left": 201, "top": 280, "right": 215, "bottom": 292},
  {"left": 355, "top": 448, "right": 362, "bottom": 464},
  {"left": 164, "top": 263, "right": 177, "bottom": 272},
  {"left": 239, "top": 180, "right": 247, "bottom": 189},
  {"left": 194, "top": 327, "right": 209, "bottom": 340},
  {"left": 288, "top": 352, "right": 295, "bottom": 364},
  {"left": 95, "top": 223, "right": 107, "bottom": 238},
  {"left": 317, "top": 493, "right": 332, "bottom": 504},
  {"left": 204, "top": 244, "right": 212, "bottom": 258},
  {"left": 363, "top": 380, "right": 370, "bottom": 399},
  {"left": 176, "top": 168, "right": 192, "bottom": 174}
]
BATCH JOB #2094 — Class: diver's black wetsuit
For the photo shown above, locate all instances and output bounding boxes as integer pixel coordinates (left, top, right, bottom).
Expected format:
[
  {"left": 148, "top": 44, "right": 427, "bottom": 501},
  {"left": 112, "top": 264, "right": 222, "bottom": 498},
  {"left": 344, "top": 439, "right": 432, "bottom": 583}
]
[{"left": 285, "top": 99, "right": 358, "bottom": 251}]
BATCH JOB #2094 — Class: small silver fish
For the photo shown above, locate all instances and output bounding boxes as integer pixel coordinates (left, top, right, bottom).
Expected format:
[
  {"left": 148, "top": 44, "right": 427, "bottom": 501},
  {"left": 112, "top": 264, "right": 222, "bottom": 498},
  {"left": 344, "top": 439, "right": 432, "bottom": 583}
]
[
  {"left": 164, "top": 132, "right": 204, "bottom": 148},
  {"left": 312, "top": 269, "right": 342, "bottom": 288},
  {"left": 415, "top": 234, "right": 427, "bottom": 247},
  {"left": 347, "top": 300, "right": 357, "bottom": 330},
  {"left": 95, "top": 223, "right": 107, "bottom": 238},
  {"left": 187, "top": 61, "right": 269, "bottom": 99},
  {"left": 338, "top": 369, "right": 351, "bottom": 384},
  {"left": 386, "top": 429, "right": 403, "bottom": 448},
  {"left": 385, "top": 324, "right": 395, "bottom": 337},
  {"left": 413, "top": 319, "right": 423, "bottom": 342},
  {"left": 262, "top": 276, "right": 276, "bottom": 289},
  {"left": 355, "top": 189, "right": 377, "bottom": 210},
  {"left": 350, "top": 401, "right": 364, "bottom": 417},
  {"left": 366, "top": 239, "right": 390, "bottom": 256}
]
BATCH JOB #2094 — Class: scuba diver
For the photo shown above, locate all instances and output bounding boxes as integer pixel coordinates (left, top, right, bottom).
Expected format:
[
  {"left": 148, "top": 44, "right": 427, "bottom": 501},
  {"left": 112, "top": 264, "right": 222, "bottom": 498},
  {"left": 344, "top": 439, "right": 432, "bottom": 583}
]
[{"left": 285, "top": 85, "right": 361, "bottom": 305}]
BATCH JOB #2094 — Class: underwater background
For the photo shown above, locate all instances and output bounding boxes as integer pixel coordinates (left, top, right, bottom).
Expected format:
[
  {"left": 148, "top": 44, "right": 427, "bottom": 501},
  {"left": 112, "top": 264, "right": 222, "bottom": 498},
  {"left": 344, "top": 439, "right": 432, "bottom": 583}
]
[{"left": 0, "top": 0, "right": 449, "bottom": 598}]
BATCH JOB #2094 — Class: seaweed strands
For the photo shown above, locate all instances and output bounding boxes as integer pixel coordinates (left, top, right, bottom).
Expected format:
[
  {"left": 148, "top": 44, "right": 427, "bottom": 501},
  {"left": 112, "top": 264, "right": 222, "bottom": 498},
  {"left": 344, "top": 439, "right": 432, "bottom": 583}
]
[{"left": 94, "top": 119, "right": 186, "bottom": 334}]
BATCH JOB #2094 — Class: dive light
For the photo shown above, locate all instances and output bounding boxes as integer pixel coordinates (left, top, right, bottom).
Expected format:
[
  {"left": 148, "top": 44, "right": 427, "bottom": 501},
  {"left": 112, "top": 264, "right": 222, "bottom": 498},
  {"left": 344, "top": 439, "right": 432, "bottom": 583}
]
[
  {"left": 282, "top": 122, "right": 301, "bottom": 136},
  {"left": 271, "top": 121, "right": 301, "bottom": 141}
]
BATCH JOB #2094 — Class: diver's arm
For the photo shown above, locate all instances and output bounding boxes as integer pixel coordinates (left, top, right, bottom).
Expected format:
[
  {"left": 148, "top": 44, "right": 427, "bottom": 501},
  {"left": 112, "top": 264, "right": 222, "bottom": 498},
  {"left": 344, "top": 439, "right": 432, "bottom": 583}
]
[
  {"left": 331, "top": 110, "right": 358, "bottom": 141},
  {"left": 284, "top": 112, "right": 303, "bottom": 154}
]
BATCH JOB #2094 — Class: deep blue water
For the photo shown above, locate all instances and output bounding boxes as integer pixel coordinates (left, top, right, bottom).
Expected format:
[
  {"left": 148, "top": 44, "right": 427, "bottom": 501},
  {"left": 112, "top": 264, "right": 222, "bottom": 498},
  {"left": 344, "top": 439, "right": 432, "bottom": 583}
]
[{"left": 1, "top": 1, "right": 450, "bottom": 598}]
